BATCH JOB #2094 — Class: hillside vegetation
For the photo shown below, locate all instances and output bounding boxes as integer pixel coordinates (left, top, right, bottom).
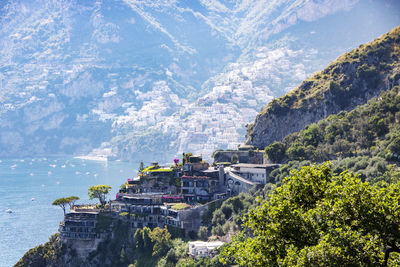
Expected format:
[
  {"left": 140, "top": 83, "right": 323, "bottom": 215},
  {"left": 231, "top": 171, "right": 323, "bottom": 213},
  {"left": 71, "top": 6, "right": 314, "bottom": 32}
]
[
  {"left": 246, "top": 26, "right": 400, "bottom": 149},
  {"left": 221, "top": 163, "right": 400, "bottom": 266},
  {"left": 265, "top": 85, "right": 400, "bottom": 184}
]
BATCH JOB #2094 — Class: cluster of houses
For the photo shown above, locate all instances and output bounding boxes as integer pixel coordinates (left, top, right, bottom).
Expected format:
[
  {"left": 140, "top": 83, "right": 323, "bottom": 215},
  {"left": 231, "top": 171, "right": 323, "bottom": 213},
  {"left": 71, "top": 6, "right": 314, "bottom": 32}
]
[{"left": 59, "top": 146, "right": 280, "bottom": 258}]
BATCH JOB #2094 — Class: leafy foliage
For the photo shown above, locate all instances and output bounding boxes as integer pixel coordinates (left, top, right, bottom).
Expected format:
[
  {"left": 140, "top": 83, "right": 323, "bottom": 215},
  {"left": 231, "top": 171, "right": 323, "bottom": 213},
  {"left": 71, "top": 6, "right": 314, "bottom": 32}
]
[
  {"left": 15, "top": 234, "right": 65, "bottom": 267},
  {"left": 51, "top": 197, "right": 70, "bottom": 215},
  {"left": 88, "top": 185, "right": 111, "bottom": 206},
  {"left": 221, "top": 163, "right": 400, "bottom": 266}
]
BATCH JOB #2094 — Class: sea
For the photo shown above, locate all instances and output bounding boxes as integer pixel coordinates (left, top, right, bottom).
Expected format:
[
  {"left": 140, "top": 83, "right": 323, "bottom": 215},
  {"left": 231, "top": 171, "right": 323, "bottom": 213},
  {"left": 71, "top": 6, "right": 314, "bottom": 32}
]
[{"left": 0, "top": 157, "right": 138, "bottom": 267}]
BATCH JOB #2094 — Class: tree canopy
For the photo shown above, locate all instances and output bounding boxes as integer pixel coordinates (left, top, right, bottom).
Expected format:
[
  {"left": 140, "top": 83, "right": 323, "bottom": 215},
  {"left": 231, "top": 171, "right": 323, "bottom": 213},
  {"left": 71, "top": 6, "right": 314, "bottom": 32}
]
[
  {"left": 52, "top": 198, "right": 70, "bottom": 215},
  {"left": 221, "top": 163, "right": 400, "bottom": 266},
  {"left": 52, "top": 196, "right": 80, "bottom": 215},
  {"left": 88, "top": 185, "right": 111, "bottom": 206},
  {"left": 65, "top": 196, "right": 79, "bottom": 208}
]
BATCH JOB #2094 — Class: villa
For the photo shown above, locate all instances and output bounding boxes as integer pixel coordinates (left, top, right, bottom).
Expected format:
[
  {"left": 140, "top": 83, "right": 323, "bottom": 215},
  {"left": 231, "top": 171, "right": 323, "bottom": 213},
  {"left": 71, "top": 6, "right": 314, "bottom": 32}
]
[{"left": 188, "top": 241, "right": 225, "bottom": 258}]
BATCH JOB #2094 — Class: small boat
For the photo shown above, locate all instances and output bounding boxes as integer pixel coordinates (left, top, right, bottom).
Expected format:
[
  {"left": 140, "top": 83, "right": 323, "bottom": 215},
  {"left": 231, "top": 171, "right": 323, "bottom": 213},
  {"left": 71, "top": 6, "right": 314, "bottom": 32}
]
[
  {"left": 6, "top": 209, "right": 12, "bottom": 213},
  {"left": 31, "top": 198, "right": 35, "bottom": 201}
]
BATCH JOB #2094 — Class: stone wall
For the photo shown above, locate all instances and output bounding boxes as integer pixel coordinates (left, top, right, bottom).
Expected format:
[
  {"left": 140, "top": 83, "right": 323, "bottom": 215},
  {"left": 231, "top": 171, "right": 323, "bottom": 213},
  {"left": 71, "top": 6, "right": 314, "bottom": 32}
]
[{"left": 213, "top": 150, "right": 264, "bottom": 164}]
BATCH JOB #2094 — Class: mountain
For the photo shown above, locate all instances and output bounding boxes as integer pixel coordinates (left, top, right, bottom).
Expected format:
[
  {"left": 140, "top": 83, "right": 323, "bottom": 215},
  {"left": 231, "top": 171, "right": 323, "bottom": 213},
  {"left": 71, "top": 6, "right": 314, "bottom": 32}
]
[
  {"left": 266, "top": 84, "right": 400, "bottom": 184},
  {"left": 1, "top": 0, "right": 400, "bottom": 161},
  {"left": 246, "top": 25, "right": 400, "bottom": 150}
]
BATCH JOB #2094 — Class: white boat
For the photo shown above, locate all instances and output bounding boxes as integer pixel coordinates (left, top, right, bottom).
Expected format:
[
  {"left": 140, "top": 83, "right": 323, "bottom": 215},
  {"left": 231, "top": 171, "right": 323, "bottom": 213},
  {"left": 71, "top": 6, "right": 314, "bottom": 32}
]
[
  {"left": 6, "top": 209, "right": 12, "bottom": 213},
  {"left": 31, "top": 198, "right": 35, "bottom": 201}
]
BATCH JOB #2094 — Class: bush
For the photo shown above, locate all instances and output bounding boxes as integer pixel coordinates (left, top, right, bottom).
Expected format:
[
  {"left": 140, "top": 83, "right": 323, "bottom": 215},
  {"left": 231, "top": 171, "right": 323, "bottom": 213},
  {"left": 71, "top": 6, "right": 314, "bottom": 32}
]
[
  {"left": 211, "top": 225, "right": 224, "bottom": 236},
  {"left": 212, "top": 209, "right": 226, "bottom": 226},
  {"left": 198, "top": 226, "right": 208, "bottom": 241},
  {"left": 265, "top": 142, "right": 286, "bottom": 163}
]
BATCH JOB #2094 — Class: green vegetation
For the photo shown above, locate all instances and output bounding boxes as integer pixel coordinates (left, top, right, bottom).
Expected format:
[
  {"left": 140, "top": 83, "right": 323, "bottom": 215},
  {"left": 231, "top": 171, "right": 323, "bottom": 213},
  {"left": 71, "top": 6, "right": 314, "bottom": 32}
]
[
  {"left": 95, "top": 213, "right": 113, "bottom": 233},
  {"left": 171, "top": 203, "right": 190, "bottom": 210},
  {"left": 221, "top": 163, "right": 400, "bottom": 266},
  {"left": 88, "top": 185, "right": 112, "bottom": 206},
  {"left": 265, "top": 85, "right": 400, "bottom": 184},
  {"left": 15, "top": 234, "right": 65, "bottom": 267},
  {"left": 51, "top": 198, "right": 70, "bottom": 215},
  {"left": 52, "top": 196, "right": 80, "bottom": 215},
  {"left": 209, "top": 192, "right": 259, "bottom": 238},
  {"left": 66, "top": 196, "right": 79, "bottom": 208}
]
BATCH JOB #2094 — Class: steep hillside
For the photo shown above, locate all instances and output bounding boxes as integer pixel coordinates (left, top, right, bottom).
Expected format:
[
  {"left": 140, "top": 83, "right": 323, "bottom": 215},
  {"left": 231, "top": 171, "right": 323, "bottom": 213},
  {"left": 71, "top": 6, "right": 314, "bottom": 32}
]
[
  {"left": 265, "top": 85, "right": 400, "bottom": 184},
  {"left": 246, "top": 26, "right": 400, "bottom": 149}
]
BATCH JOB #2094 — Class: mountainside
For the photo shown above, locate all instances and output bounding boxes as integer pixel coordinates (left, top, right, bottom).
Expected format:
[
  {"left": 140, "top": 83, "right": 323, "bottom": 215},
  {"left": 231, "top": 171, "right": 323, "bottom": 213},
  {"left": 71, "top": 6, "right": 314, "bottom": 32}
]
[
  {"left": 266, "top": 84, "right": 400, "bottom": 184},
  {"left": 246, "top": 26, "right": 400, "bottom": 150},
  {"left": 1, "top": 0, "right": 400, "bottom": 161}
]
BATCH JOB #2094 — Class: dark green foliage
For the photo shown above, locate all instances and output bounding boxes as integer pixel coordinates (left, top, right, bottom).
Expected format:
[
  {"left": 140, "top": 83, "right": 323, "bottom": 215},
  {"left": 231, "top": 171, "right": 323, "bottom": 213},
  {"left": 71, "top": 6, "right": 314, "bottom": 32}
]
[
  {"left": 211, "top": 209, "right": 226, "bottom": 226},
  {"left": 330, "top": 81, "right": 349, "bottom": 107},
  {"left": 357, "top": 64, "right": 380, "bottom": 88},
  {"left": 210, "top": 193, "right": 258, "bottom": 238},
  {"left": 264, "top": 142, "right": 285, "bottom": 163},
  {"left": 15, "top": 234, "right": 65, "bottom": 267},
  {"left": 167, "top": 225, "right": 185, "bottom": 239},
  {"left": 201, "top": 199, "right": 223, "bottom": 225},
  {"left": 91, "top": 219, "right": 132, "bottom": 266},
  {"left": 198, "top": 226, "right": 208, "bottom": 241},
  {"left": 95, "top": 213, "right": 113, "bottom": 233},
  {"left": 188, "top": 230, "right": 197, "bottom": 240}
]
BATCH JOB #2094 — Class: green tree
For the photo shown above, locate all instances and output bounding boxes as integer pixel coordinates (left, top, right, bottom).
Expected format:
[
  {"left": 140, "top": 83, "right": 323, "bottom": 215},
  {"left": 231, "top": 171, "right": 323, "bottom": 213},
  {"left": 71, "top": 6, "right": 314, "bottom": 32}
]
[
  {"left": 265, "top": 142, "right": 286, "bottom": 163},
  {"left": 221, "top": 163, "right": 400, "bottom": 266},
  {"left": 88, "top": 185, "right": 111, "bottom": 206},
  {"left": 66, "top": 196, "right": 80, "bottom": 209},
  {"left": 142, "top": 227, "right": 153, "bottom": 251},
  {"left": 52, "top": 198, "right": 69, "bottom": 215},
  {"left": 149, "top": 227, "right": 171, "bottom": 257},
  {"left": 134, "top": 228, "right": 144, "bottom": 249},
  {"left": 198, "top": 226, "right": 208, "bottom": 241}
]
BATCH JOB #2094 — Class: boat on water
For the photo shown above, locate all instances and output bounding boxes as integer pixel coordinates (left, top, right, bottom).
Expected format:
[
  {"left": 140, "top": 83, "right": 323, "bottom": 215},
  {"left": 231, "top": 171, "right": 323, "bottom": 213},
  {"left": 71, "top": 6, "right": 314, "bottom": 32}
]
[{"left": 6, "top": 209, "right": 12, "bottom": 213}]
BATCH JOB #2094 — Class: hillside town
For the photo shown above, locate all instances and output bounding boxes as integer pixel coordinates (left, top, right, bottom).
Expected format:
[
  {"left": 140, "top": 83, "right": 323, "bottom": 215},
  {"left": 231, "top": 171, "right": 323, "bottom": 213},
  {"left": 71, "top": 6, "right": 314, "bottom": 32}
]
[{"left": 58, "top": 146, "right": 280, "bottom": 258}]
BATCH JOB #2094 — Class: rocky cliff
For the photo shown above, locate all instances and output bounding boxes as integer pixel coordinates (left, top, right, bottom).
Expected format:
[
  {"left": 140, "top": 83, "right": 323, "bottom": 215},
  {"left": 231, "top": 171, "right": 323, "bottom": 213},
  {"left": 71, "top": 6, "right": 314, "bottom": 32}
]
[{"left": 245, "top": 26, "right": 400, "bottom": 149}]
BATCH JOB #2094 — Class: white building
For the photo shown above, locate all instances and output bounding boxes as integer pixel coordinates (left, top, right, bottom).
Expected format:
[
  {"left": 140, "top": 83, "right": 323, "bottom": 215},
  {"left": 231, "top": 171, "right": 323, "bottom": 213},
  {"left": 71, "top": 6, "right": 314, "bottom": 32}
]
[
  {"left": 230, "top": 163, "right": 280, "bottom": 184},
  {"left": 188, "top": 241, "right": 225, "bottom": 258}
]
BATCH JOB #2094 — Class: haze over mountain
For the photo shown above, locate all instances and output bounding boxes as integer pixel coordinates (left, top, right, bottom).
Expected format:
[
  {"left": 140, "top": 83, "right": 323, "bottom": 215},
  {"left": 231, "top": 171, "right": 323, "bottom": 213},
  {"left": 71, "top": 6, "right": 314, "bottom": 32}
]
[{"left": 1, "top": 0, "right": 399, "bottom": 162}]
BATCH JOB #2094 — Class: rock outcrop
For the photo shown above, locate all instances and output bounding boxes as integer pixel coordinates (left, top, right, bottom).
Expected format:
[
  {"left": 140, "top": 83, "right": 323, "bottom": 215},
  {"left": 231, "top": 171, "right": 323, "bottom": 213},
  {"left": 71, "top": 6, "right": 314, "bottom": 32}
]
[{"left": 246, "top": 26, "right": 400, "bottom": 149}]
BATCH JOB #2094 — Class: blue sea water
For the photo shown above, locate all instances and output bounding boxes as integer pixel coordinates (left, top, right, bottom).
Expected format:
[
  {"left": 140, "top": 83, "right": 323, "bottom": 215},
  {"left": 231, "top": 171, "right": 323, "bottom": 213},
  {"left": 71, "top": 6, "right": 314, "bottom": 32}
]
[{"left": 0, "top": 157, "right": 138, "bottom": 267}]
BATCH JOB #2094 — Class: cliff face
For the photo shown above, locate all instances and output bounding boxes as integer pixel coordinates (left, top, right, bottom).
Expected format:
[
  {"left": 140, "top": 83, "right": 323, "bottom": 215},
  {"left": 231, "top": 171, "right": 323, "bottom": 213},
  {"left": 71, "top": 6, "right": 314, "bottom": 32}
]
[{"left": 246, "top": 26, "right": 400, "bottom": 149}]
